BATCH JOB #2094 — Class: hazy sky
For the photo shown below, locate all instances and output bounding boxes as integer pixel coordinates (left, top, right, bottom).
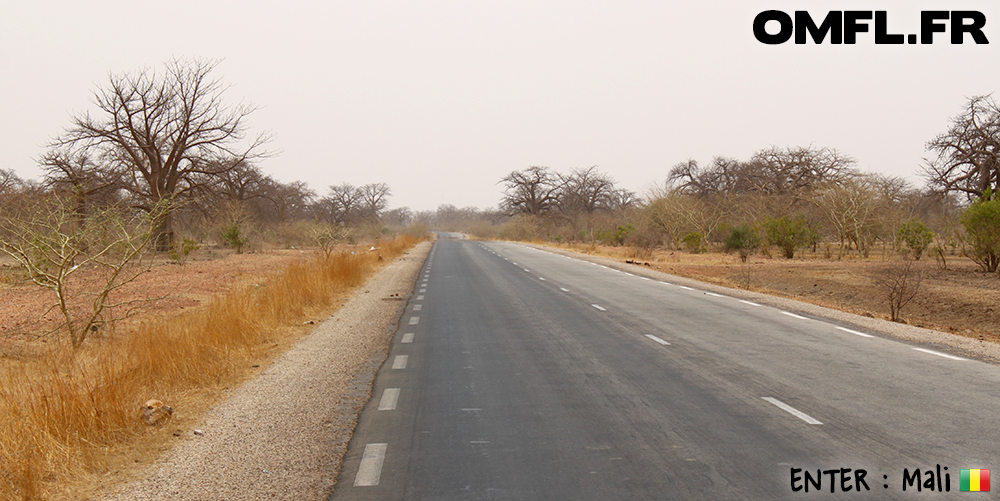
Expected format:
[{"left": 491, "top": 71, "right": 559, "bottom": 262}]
[{"left": 3, "top": 1, "right": 998, "bottom": 211}]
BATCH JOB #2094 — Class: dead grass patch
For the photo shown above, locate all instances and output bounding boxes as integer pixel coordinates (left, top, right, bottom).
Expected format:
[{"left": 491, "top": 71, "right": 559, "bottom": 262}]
[{"left": 0, "top": 235, "right": 420, "bottom": 500}]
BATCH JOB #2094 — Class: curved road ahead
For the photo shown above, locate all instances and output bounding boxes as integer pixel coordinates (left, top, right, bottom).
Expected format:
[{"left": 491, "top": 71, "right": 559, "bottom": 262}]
[{"left": 331, "top": 236, "right": 999, "bottom": 500}]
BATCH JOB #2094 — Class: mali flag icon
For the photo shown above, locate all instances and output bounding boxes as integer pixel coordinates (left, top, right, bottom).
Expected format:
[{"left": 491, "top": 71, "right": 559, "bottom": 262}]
[{"left": 961, "top": 469, "right": 990, "bottom": 492}]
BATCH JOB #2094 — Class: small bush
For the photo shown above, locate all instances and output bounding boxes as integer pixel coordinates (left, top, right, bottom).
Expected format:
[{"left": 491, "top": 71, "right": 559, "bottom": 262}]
[
  {"left": 724, "top": 225, "right": 760, "bottom": 262},
  {"left": 960, "top": 195, "right": 1000, "bottom": 272},
  {"left": 762, "top": 216, "right": 811, "bottom": 259},
  {"left": 897, "top": 220, "right": 934, "bottom": 260},
  {"left": 168, "top": 237, "right": 201, "bottom": 265},
  {"left": 682, "top": 232, "right": 704, "bottom": 253},
  {"left": 221, "top": 223, "right": 248, "bottom": 254}
]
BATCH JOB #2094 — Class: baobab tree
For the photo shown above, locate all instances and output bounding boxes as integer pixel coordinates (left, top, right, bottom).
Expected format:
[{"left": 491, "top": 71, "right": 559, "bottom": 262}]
[{"left": 52, "top": 58, "right": 270, "bottom": 250}]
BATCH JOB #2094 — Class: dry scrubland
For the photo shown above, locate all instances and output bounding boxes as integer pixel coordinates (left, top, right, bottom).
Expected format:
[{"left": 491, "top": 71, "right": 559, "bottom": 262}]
[
  {"left": 530, "top": 241, "right": 1000, "bottom": 345},
  {"left": 0, "top": 235, "right": 419, "bottom": 501}
]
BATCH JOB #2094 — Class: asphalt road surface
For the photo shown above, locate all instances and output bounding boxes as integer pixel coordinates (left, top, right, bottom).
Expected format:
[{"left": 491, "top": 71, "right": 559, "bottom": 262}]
[{"left": 331, "top": 236, "right": 1000, "bottom": 500}]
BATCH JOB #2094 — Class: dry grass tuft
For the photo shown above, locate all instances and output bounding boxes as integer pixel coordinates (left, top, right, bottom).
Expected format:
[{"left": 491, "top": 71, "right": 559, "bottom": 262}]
[{"left": 0, "top": 235, "right": 420, "bottom": 500}]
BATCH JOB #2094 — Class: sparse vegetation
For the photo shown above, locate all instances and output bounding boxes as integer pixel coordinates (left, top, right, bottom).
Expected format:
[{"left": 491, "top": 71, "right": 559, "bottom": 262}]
[{"left": 0, "top": 235, "right": 419, "bottom": 500}]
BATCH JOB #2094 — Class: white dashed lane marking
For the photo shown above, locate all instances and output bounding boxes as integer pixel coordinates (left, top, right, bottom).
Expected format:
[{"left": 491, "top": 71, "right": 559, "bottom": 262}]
[
  {"left": 645, "top": 335, "right": 670, "bottom": 346},
  {"left": 416, "top": 295, "right": 424, "bottom": 300},
  {"left": 780, "top": 311, "right": 809, "bottom": 320},
  {"left": 559, "top": 287, "right": 569, "bottom": 292},
  {"left": 354, "top": 443, "right": 388, "bottom": 486},
  {"left": 912, "top": 348, "right": 966, "bottom": 361},
  {"left": 740, "top": 300, "right": 762, "bottom": 306},
  {"left": 409, "top": 317, "right": 420, "bottom": 325},
  {"left": 591, "top": 304, "right": 607, "bottom": 311},
  {"left": 413, "top": 304, "right": 422, "bottom": 311},
  {"left": 835, "top": 326, "right": 873, "bottom": 338},
  {"left": 392, "top": 355, "right": 408, "bottom": 369},
  {"left": 763, "top": 397, "right": 823, "bottom": 425},
  {"left": 378, "top": 389, "right": 400, "bottom": 410},
  {"left": 401, "top": 333, "right": 414, "bottom": 343}
]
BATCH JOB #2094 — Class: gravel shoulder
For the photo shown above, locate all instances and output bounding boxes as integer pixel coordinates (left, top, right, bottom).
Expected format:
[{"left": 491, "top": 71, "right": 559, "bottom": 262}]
[
  {"left": 99, "top": 241, "right": 431, "bottom": 501},
  {"left": 525, "top": 242, "right": 1000, "bottom": 364}
]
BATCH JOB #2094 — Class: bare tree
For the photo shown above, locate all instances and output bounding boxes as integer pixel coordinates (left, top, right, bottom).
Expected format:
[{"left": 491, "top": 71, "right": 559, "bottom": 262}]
[
  {"left": 359, "top": 182, "right": 391, "bottom": 221},
  {"left": 260, "top": 178, "right": 314, "bottom": 223},
  {"left": 0, "top": 168, "right": 23, "bottom": 196},
  {"left": 0, "top": 197, "right": 171, "bottom": 347},
  {"left": 53, "top": 58, "right": 270, "bottom": 250},
  {"left": 925, "top": 95, "right": 1000, "bottom": 201},
  {"left": 322, "top": 183, "right": 364, "bottom": 225},
  {"left": 40, "top": 150, "right": 122, "bottom": 219},
  {"left": 499, "top": 166, "right": 564, "bottom": 216},
  {"left": 560, "top": 166, "right": 617, "bottom": 214},
  {"left": 870, "top": 261, "right": 923, "bottom": 322}
]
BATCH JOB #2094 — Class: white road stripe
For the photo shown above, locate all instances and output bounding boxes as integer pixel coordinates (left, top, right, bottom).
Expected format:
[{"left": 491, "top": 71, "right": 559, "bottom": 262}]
[
  {"left": 419, "top": 288, "right": 426, "bottom": 293},
  {"left": 538, "top": 277, "right": 546, "bottom": 281},
  {"left": 354, "top": 443, "right": 388, "bottom": 486},
  {"left": 559, "top": 288, "right": 569, "bottom": 292},
  {"left": 409, "top": 317, "right": 419, "bottom": 325},
  {"left": 740, "top": 300, "right": 762, "bottom": 306},
  {"left": 912, "top": 348, "right": 966, "bottom": 361},
  {"left": 641, "top": 277, "right": 652, "bottom": 281},
  {"left": 401, "top": 333, "right": 414, "bottom": 343},
  {"left": 378, "top": 388, "right": 400, "bottom": 410},
  {"left": 392, "top": 355, "right": 408, "bottom": 369},
  {"left": 678, "top": 286, "right": 694, "bottom": 291},
  {"left": 762, "top": 397, "right": 822, "bottom": 425},
  {"left": 413, "top": 304, "right": 422, "bottom": 311},
  {"left": 780, "top": 311, "right": 809, "bottom": 320},
  {"left": 659, "top": 281, "right": 673, "bottom": 286},
  {"left": 591, "top": 304, "right": 607, "bottom": 311},
  {"left": 645, "top": 334, "right": 670, "bottom": 346},
  {"left": 416, "top": 295, "right": 424, "bottom": 300},
  {"left": 705, "top": 292, "right": 724, "bottom": 298},
  {"left": 835, "top": 326, "right": 874, "bottom": 338},
  {"left": 624, "top": 272, "right": 635, "bottom": 276},
  {"left": 523, "top": 269, "right": 530, "bottom": 272}
]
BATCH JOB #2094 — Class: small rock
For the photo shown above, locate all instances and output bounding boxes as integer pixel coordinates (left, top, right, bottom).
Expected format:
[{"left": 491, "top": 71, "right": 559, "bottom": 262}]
[{"left": 141, "top": 399, "right": 173, "bottom": 426}]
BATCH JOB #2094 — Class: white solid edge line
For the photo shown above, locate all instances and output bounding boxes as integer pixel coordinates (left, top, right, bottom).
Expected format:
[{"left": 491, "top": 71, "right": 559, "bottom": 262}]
[
  {"left": 591, "top": 304, "right": 607, "bottom": 311},
  {"left": 678, "top": 286, "right": 694, "bottom": 291},
  {"left": 401, "top": 333, "right": 414, "bottom": 343},
  {"left": 354, "top": 443, "right": 388, "bottom": 486},
  {"left": 378, "top": 388, "right": 400, "bottom": 410},
  {"left": 835, "top": 326, "right": 874, "bottom": 338},
  {"left": 739, "top": 300, "right": 761, "bottom": 306},
  {"left": 645, "top": 334, "right": 670, "bottom": 346},
  {"left": 780, "top": 311, "right": 809, "bottom": 320},
  {"left": 912, "top": 347, "right": 966, "bottom": 361},
  {"left": 762, "top": 397, "right": 822, "bottom": 425},
  {"left": 392, "top": 355, "right": 408, "bottom": 369},
  {"left": 705, "top": 292, "right": 724, "bottom": 298}
]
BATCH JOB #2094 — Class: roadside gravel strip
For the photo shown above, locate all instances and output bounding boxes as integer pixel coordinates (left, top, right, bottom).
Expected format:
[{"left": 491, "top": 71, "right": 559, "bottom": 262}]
[
  {"left": 526, "top": 243, "right": 1000, "bottom": 364},
  {"left": 101, "top": 241, "right": 431, "bottom": 501}
]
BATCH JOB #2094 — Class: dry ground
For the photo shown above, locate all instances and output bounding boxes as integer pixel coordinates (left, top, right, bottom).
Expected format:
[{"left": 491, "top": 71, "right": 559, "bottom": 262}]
[
  {"left": 544, "top": 243, "right": 1000, "bottom": 345},
  {"left": 0, "top": 247, "right": 312, "bottom": 356}
]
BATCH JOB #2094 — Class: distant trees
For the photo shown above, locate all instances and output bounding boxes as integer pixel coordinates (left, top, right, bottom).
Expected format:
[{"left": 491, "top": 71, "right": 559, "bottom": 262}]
[
  {"left": 925, "top": 95, "right": 1000, "bottom": 202},
  {"left": 499, "top": 166, "right": 564, "bottom": 216},
  {"left": 50, "top": 58, "right": 271, "bottom": 250}
]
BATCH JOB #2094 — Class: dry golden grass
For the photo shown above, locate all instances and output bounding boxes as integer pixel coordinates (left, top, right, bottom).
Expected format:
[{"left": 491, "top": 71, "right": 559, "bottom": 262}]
[{"left": 0, "top": 235, "right": 420, "bottom": 501}]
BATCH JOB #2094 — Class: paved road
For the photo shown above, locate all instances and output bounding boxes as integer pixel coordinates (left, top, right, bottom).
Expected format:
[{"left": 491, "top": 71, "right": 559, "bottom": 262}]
[{"left": 331, "top": 237, "right": 1000, "bottom": 500}]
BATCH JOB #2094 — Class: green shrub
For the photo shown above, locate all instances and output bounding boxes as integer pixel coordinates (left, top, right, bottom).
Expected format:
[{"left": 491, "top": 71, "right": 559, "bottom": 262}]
[
  {"left": 897, "top": 220, "right": 934, "bottom": 260},
  {"left": 682, "top": 232, "right": 704, "bottom": 253},
  {"left": 960, "top": 195, "right": 1000, "bottom": 272},
  {"left": 723, "top": 225, "right": 760, "bottom": 262},
  {"left": 762, "top": 216, "right": 811, "bottom": 259},
  {"left": 221, "top": 223, "right": 248, "bottom": 254}
]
